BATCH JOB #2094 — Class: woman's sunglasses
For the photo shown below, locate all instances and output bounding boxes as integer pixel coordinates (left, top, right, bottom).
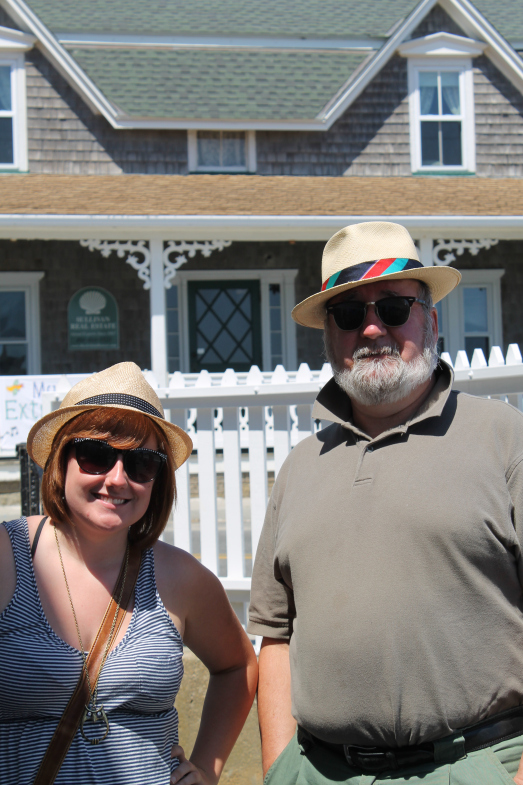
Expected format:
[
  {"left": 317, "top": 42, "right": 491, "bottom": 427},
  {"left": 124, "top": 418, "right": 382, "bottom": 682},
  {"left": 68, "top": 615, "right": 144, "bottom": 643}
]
[
  {"left": 326, "top": 296, "right": 426, "bottom": 332},
  {"left": 73, "top": 438, "right": 167, "bottom": 483}
]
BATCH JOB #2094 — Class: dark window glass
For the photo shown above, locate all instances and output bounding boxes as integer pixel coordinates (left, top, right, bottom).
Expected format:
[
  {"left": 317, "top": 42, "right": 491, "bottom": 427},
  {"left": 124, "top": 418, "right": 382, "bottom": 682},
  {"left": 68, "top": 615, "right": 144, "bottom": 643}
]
[
  {"left": 421, "top": 122, "right": 439, "bottom": 166},
  {"left": 269, "top": 283, "right": 281, "bottom": 307},
  {"left": 0, "top": 66, "right": 11, "bottom": 111},
  {"left": 0, "top": 117, "right": 13, "bottom": 164},
  {"left": 0, "top": 343, "right": 26, "bottom": 374},
  {"left": 442, "top": 122, "right": 462, "bottom": 165},
  {"left": 0, "top": 291, "right": 25, "bottom": 338}
]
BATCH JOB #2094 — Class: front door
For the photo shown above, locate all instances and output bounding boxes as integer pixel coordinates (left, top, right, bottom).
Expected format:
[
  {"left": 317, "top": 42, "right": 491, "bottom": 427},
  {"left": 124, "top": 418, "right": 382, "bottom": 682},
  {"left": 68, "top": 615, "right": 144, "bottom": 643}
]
[{"left": 188, "top": 280, "right": 262, "bottom": 373}]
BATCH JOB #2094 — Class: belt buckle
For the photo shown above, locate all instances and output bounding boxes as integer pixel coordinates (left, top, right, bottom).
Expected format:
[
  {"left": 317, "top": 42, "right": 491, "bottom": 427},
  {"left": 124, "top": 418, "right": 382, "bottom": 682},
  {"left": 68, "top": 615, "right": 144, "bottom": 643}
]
[{"left": 344, "top": 745, "right": 399, "bottom": 773}]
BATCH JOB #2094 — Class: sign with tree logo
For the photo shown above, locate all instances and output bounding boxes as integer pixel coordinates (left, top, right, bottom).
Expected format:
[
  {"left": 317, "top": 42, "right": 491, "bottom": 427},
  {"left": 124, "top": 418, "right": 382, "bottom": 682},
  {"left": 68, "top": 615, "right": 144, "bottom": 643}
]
[{"left": 68, "top": 287, "right": 119, "bottom": 350}]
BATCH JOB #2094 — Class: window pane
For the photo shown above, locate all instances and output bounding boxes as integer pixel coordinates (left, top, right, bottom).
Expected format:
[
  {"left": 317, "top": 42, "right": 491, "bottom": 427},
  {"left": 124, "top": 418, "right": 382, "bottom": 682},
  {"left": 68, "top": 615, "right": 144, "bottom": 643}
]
[
  {"left": 0, "top": 291, "right": 25, "bottom": 338},
  {"left": 197, "top": 131, "right": 220, "bottom": 167},
  {"left": 465, "top": 335, "right": 489, "bottom": 361},
  {"left": 270, "top": 307, "right": 281, "bottom": 331},
  {"left": 421, "top": 121, "right": 439, "bottom": 165},
  {"left": 166, "top": 286, "right": 178, "bottom": 308},
  {"left": 0, "top": 343, "right": 27, "bottom": 374},
  {"left": 441, "top": 122, "right": 462, "bottom": 165},
  {"left": 222, "top": 132, "right": 245, "bottom": 167},
  {"left": 0, "top": 66, "right": 11, "bottom": 111},
  {"left": 464, "top": 287, "right": 488, "bottom": 332},
  {"left": 441, "top": 72, "right": 460, "bottom": 115},
  {"left": 269, "top": 283, "right": 281, "bottom": 306},
  {"left": 0, "top": 117, "right": 13, "bottom": 164},
  {"left": 419, "top": 71, "right": 438, "bottom": 115}
]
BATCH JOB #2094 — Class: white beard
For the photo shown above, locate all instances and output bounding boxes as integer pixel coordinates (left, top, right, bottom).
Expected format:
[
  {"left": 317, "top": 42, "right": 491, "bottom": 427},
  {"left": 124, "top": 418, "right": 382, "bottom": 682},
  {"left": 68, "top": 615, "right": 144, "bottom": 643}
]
[{"left": 327, "top": 343, "right": 438, "bottom": 407}]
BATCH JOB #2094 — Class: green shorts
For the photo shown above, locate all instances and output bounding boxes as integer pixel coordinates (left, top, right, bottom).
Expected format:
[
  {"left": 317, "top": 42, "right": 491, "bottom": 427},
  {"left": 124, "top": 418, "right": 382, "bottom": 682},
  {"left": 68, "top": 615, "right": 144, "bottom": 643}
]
[{"left": 263, "top": 730, "right": 523, "bottom": 785}]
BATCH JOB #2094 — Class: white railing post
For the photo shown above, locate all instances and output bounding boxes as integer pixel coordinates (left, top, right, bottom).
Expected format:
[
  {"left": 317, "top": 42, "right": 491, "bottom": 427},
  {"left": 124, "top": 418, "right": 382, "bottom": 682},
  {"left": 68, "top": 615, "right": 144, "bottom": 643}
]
[
  {"left": 271, "top": 365, "right": 291, "bottom": 477},
  {"left": 195, "top": 370, "right": 219, "bottom": 574},
  {"left": 246, "top": 365, "right": 268, "bottom": 564},
  {"left": 221, "top": 369, "right": 244, "bottom": 579},
  {"left": 168, "top": 371, "right": 192, "bottom": 552},
  {"left": 295, "top": 363, "right": 314, "bottom": 443}
]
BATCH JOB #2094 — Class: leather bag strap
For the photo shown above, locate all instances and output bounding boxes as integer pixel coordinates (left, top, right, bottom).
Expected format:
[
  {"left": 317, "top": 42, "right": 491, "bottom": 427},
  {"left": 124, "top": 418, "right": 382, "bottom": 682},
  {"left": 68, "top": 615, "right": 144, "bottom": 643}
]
[{"left": 32, "top": 544, "right": 142, "bottom": 785}]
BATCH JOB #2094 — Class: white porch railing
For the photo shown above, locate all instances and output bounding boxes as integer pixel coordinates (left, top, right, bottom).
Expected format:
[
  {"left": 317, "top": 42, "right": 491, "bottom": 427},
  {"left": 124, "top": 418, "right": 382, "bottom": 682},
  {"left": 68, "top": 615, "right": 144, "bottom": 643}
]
[{"left": 40, "top": 343, "right": 523, "bottom": 633}]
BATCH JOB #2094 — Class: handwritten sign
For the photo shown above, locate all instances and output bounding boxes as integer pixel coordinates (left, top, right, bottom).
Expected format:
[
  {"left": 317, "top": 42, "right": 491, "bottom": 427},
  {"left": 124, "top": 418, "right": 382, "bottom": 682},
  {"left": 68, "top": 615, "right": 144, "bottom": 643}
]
[{"left": 0, "top": 374, "right": 86, "bottom": 455}]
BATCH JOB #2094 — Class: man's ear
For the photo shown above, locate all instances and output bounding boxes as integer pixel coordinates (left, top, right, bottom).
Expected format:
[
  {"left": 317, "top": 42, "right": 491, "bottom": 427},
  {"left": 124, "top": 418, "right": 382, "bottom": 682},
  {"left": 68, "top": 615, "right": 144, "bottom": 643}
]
[{"left": 431, "top": 306, "right": 438, "bottom": 340}]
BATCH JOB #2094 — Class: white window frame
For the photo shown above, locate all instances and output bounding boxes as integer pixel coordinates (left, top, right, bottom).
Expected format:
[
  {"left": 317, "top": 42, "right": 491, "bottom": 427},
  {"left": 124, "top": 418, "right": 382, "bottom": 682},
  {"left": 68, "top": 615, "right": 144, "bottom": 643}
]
[
  {"left": 437, "top": 268, "right": 504, "bottom": 362},
  {"left": 0, "top": 271, "right": 44, "bottom": 373},
  {"left": 169, "top": 268, "right": 297, "bottom": 372},
  {"left": 187, "top": 130, "right": 256, "bottom": 173},
  {"left": 0, "top": 27, "right": 35, "bottom": 171},
  {"left": 399, "top": 33, "right": 485, "bottom": 175}
]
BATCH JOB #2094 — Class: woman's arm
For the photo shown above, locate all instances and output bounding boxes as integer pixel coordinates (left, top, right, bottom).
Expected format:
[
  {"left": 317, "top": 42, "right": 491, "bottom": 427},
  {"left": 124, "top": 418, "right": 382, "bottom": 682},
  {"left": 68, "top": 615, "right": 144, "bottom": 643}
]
[{"left": 155, "top": 544, "right": 258, "bottom": 785}]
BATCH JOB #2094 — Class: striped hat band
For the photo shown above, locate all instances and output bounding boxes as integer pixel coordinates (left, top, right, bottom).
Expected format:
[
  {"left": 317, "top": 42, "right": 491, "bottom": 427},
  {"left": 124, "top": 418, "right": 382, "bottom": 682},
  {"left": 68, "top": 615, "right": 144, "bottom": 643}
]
[{"left": 321, "top": 258, "right": 423, "bottom": 292}]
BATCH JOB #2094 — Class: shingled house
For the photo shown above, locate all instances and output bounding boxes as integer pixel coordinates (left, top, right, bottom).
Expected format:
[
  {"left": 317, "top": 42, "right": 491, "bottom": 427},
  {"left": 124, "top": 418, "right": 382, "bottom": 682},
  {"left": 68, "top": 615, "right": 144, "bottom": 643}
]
[{"left": 0, "top": 0, "right": 522, "bottom": 382}]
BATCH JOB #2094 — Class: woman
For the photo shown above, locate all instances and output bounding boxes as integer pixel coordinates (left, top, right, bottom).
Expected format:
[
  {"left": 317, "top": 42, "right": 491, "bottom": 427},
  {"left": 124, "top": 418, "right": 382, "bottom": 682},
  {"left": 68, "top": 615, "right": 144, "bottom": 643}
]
[{"left": 0, "top": 362, "right": 258, "bottom": 785}]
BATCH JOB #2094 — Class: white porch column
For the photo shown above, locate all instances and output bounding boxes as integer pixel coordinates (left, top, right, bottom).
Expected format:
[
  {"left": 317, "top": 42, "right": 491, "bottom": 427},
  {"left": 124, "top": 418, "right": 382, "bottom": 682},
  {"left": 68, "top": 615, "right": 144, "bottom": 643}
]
[
  {"left": 418, "top": 237, "right": 433, "bottom": 267},
  {"left": 149, "top": 238, "right": 168, "bottom": 386}
]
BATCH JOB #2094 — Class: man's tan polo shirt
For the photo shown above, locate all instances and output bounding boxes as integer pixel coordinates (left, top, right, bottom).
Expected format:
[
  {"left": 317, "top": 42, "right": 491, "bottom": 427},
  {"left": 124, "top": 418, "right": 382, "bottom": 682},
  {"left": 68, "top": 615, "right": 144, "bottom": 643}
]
[{"left": 248, "top": 363, "right": 523, "bottom": 747}]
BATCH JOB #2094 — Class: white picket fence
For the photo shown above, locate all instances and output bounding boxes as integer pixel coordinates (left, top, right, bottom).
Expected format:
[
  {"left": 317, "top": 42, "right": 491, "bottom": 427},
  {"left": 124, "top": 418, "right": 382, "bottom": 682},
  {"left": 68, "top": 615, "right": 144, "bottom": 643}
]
[{"left": 41, "top": 344, "right": 523, "bottom": 635}]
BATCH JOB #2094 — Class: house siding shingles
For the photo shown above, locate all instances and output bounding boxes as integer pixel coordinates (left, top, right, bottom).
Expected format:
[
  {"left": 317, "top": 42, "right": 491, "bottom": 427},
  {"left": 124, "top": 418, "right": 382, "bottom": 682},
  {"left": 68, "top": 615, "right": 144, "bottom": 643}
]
[
  {"left": 474, "top": 57, "right": 523, "bottom": 177},
  {"left": 256, "top": 56, "right": 410, "bottom": 177},
  {"left": 26, "top": 50, "right": 189, "bottom": 174}
]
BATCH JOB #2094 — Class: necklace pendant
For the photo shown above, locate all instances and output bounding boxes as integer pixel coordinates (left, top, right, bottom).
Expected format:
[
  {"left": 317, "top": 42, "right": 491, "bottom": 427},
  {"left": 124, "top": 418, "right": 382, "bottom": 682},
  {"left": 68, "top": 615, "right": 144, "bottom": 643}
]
[{"left": 80, "top": 702, "right": 110, "bottom": 744}]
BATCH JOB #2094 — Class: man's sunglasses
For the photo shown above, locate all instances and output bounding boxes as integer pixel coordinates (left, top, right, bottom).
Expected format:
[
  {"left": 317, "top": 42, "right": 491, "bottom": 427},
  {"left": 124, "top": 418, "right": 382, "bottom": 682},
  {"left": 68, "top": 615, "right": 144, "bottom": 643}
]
[
  {"left": 73, "top": 438, "right": 167, "bottom": 483},
  {"left": 326, "top": 296, "right": 426, "bottom": 332}
]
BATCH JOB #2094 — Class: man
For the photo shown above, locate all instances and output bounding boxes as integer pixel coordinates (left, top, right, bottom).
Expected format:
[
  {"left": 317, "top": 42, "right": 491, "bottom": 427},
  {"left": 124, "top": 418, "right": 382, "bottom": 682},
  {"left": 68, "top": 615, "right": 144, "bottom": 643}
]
[{"left": 248, "top": 221, "right": 523, "bottom": 785}]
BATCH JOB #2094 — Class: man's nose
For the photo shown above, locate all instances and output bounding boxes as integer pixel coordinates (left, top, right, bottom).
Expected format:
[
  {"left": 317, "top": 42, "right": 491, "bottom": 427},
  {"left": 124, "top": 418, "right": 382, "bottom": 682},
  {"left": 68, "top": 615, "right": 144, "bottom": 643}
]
[{"left": 359, "top": 303, "right": 387, "bottom": 340}]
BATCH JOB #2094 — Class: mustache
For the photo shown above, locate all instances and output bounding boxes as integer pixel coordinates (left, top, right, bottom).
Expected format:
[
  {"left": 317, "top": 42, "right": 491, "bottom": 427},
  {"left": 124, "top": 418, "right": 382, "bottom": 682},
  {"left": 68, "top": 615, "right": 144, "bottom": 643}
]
[{"left": 352, "top": 346, "right": 401, "bottom": 361}]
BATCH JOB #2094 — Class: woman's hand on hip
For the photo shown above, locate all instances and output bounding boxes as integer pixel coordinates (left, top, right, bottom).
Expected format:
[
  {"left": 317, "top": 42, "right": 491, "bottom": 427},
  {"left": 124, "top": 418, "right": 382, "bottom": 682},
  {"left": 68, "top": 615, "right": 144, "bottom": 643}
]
[{"left": 170, "top": 745, "right": 216, "bottom": 785}]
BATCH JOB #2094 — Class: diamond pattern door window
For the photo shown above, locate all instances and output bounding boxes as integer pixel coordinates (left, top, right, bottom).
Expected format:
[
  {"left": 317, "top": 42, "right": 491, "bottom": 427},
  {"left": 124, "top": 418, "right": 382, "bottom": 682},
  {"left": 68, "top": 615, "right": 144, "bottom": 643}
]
[{"left": 188, "top": 280, "right": 262, "bottom": 372}]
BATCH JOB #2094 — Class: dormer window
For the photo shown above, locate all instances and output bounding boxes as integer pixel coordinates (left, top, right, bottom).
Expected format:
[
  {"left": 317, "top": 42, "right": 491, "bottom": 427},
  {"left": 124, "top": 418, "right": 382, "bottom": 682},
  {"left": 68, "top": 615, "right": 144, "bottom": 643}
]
[
  {"left": 399, "top": 33, "right": 485, "bottom": 175},
  {"left": 0, "top": 26, "right": 35, "bottom": 172},
  {"left": 188, "top": 130, "right": 256, "bottom": 172},
  {"left": 0, "top": 64, "right": 15, "bottom": 165}
]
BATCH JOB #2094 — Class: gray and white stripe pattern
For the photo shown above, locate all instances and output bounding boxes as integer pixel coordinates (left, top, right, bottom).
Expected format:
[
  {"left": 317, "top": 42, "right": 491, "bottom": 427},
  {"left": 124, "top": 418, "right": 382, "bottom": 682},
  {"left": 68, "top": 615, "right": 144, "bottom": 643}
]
[{"left": 0, "top": 517, "right": 184, "bottom": 784}]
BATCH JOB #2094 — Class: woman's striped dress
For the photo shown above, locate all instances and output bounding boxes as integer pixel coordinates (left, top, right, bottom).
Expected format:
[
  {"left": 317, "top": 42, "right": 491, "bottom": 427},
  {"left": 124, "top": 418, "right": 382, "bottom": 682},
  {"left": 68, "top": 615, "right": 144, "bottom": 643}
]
[{"left": 0, "top": 517, "right": 184, "bottom": 785}]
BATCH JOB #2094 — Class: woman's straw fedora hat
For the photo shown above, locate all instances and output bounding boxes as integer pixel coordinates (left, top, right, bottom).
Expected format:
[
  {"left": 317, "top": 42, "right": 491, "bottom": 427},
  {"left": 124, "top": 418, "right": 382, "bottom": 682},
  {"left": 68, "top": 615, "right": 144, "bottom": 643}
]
[
  {"left": 292, "top": 221, "right": 461, "bottom": 329},
  {"left": 27, "top": 362, "right": 193, "bottom": 469}
]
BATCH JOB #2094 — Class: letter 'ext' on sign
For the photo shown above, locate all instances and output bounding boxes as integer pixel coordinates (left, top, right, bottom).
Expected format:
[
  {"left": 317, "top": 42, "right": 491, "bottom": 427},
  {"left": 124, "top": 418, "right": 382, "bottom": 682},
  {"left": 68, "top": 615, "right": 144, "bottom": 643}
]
[{"left": 68, "top": 287, "right": 119, "bottom": 351}]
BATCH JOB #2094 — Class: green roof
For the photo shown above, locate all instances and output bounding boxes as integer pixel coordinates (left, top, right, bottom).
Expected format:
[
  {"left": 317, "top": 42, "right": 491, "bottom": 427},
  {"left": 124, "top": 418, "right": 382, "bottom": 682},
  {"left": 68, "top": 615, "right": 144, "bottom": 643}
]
[
  {"left": 70, "top": 48, "right": 369, "bottom": 120},
  {"left": 27, "top": 0, "right": 418, "bottom": 39},
  {"left": 472, "top": 1, "right": 523, "bottom": 42},
  {"left": 25, "top": 0, "right": 523, "bottom": 40}
]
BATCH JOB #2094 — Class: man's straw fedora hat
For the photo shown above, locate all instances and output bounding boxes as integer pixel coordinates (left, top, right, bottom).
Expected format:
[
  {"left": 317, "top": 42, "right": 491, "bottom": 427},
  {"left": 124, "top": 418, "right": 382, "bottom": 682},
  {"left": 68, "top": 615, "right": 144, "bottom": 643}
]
[
  {"left": 28, "top": 362, "right": 193, "bottom": 469},
  {"left": 292, "top": 221, "right": 461, "bottom": 329}
]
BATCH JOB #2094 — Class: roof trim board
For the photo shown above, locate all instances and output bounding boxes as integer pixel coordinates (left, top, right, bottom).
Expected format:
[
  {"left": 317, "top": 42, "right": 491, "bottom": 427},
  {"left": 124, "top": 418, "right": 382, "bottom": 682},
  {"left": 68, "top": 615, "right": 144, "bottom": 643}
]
[
  {"left": 439, "top": 0, "right": 523, "bottom": 94},
  {"left": 57, "top": 34, "right": 383, "bottom": 51},
  {"left": 1, "top": 0, "right": 121, "bottom": 120},
  {"left": 0, "top": 213, "right": 522, "bottom": 241}
]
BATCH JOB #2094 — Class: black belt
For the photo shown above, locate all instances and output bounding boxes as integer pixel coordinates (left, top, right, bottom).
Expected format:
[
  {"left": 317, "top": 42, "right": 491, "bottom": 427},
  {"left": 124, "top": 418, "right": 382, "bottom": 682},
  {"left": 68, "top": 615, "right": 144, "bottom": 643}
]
[{"left": 298, "top": 705, "right": 523, "bottom": 774}]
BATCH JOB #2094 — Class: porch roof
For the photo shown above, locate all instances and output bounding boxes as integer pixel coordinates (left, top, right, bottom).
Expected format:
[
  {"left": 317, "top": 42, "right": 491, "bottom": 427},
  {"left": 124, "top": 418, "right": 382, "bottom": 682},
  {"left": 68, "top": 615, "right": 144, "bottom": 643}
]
[{"left": 0, "top": 174, "right": 521, "bottom": 217}]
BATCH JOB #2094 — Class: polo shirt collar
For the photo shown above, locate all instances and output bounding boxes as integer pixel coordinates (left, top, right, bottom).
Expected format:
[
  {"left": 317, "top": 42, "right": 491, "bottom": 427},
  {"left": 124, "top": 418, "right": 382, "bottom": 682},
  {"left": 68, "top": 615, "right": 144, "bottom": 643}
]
[{"left": 312, "top": 360, "right": 454, "bottom": 437}]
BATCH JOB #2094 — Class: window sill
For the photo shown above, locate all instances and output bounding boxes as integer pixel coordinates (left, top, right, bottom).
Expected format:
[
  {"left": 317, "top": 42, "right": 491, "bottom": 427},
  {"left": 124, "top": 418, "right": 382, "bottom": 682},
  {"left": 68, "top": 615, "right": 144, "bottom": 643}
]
[
  {"left": 188, "top": 169, "right": 255, "bottom": 175},
  {"left": 412, "top": 170, "right": 476, "bottom": 177}
]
